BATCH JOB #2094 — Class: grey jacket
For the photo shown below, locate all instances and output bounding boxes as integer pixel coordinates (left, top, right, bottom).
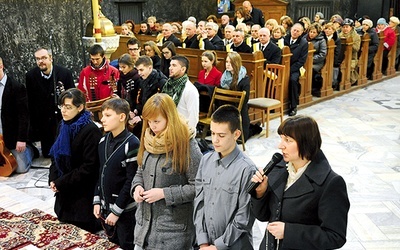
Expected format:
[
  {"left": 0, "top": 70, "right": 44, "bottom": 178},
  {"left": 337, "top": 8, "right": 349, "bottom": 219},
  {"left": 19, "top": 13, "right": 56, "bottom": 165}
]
[
  {"left": 309, "top": 33, "right": 327, "bottom": 72},
  {"left": 131, "top": 138, "right": 202, "bottom": 249}
]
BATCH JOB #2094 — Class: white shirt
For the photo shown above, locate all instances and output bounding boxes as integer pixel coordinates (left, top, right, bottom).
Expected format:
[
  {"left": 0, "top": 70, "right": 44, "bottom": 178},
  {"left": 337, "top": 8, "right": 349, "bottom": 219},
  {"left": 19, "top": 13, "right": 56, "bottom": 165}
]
[
  {"left": 285, "top": 160, "right": 311, "bottom": 191},
  {"left": 177, "top": 79, "right": 199, "bottom": 130}
]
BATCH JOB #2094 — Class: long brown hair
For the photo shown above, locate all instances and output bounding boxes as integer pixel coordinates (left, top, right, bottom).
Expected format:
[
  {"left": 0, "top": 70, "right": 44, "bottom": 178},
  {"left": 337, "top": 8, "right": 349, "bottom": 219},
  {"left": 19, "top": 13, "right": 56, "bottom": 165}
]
[
  {"left": 227, "top": 52, "right": 242, "bottom": 90},
  {"left": 137, "top": 93, "right": 190, "bottom": 173}
]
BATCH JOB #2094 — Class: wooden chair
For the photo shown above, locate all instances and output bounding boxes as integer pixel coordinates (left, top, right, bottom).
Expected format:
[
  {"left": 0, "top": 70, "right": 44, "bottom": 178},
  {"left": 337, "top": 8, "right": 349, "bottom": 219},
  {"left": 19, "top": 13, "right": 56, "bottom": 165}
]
[
  {"left": 86, "top": 96, "right": 114, "bottom": 123},
  {"left": 198, "top": 88, "right": 246, "bottom": 151},
  {"left": 247, "top": 64, "right": 285, "bottom": 138}
]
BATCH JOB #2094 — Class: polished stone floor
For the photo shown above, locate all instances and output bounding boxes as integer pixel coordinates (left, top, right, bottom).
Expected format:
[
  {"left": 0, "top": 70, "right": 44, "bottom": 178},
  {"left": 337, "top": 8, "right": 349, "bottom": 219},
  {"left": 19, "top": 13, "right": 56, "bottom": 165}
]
[{"left": 1, "top": 75, "right": 400, "bottom": 249}]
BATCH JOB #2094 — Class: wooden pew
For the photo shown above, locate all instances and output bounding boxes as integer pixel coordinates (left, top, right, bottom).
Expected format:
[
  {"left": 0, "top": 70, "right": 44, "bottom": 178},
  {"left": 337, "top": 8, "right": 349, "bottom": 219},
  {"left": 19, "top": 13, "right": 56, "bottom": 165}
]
[
  {"left": 387, "top": 29, "right": 399, "bottom": 76},
  {"left": 110, "top": 36, "right": 132, "bottom": 61},
  {"left": 280, "top": 46, "right": 292, "bottom": 111},
  {"left": 174, "top": 48, "right": 265, "bottom": 122},
  {"left": 136, "top": 34, "right": 158, "bottom": 45},
  {"left": 357, "top": 33, "right": 370, "bottom": 86},
  {"left": 174, "top": 48, "right": 265, "bottom": 98},
  {"left": 320, "top": 39, "right": 335, "bottom": 97},
  {"left": 299, "top": 42, "right": 315, "bottom": 104},
  {"left": 110, "top": 35, "right": 162, "bottom": 61},
  {"left": 339, "top": 37, "right": 352, "bottom": 90},
  {"left": 372, "top": 31, "right": 385, "bottom": 80}
]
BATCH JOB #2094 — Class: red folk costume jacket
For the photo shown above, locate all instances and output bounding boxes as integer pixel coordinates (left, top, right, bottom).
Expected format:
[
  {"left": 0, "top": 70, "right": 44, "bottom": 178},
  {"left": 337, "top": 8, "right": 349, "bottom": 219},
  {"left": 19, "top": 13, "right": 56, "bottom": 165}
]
[{"left": 78, "top": 60, "right": 120, "bottom": 101}]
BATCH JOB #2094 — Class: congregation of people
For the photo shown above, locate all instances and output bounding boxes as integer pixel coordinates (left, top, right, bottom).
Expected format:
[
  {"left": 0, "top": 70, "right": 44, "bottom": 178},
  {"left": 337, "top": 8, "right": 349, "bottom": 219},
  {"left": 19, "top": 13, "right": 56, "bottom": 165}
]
[{"left": 4, "top": 0, "right": 400, "bottom": 249}]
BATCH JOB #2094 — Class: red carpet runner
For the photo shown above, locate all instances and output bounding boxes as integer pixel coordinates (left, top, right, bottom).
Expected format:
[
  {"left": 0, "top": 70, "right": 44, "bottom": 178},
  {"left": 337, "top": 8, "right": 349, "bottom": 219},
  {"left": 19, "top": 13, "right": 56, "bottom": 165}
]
[{"left": 0, "top": 207, "right": 118, "bottom": 249}]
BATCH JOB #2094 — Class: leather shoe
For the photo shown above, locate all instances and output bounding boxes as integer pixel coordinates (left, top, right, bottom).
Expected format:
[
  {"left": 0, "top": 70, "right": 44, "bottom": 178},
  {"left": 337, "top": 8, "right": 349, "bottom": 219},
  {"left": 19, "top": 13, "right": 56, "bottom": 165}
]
[{"left": 289, "top": 108, "right": 297, "bottom": 116}]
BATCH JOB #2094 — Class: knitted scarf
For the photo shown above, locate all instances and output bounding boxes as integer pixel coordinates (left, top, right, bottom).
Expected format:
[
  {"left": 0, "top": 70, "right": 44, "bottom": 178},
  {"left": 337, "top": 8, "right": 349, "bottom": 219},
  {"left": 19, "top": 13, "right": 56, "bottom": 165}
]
[
  {"left": 49, "top": 110, "right": 92, "bottom": 177},
  {"left": 162, "top": 74, "right": 188, "bottom": 106},
  {"left": 143, "top": 128, "right": 173, "bottom": 155},
  {"left": 220, "top": 66, "right": 247, "bottom": 90},
  {"left": 143, "top": 122, "right": 195, "bottom": 154}
]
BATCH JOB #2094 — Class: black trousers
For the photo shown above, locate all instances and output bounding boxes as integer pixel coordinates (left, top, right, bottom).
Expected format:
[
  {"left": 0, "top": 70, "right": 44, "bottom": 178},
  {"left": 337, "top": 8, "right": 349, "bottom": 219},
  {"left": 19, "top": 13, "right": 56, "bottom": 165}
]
[
  {"left": 382, "top": 49, "right": 389, "bottom": 74},
  {"left": 289, "top": 71, "right": 300, "bottom": 110},
  {"left": 103, "top": 209, "right": 136, "bottom": 250}
]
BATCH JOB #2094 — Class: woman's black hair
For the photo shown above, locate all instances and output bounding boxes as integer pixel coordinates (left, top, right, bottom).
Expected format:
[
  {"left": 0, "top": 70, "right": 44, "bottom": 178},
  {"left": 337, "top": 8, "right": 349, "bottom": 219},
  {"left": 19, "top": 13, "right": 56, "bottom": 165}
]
[
  {"left": 58, "top": 88, "right": 86, "bottom": 108},
  {"left": 278, "top": 115, "right": 322, "bottom": 161}
]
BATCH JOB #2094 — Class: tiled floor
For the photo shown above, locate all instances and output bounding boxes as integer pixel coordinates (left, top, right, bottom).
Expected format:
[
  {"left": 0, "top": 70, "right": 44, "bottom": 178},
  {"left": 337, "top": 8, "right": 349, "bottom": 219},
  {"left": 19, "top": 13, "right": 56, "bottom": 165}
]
[{"left": 1, "top": 74, "right": 400, "bottom": 249}]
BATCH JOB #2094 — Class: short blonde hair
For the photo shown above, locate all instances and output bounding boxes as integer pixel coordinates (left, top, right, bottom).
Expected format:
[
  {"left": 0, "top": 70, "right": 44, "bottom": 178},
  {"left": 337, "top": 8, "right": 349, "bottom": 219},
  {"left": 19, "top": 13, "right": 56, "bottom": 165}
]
[
  {"left": 272, "top": 25, "right": 286, "bottom": 36},
  {"left": 147, "top": 16, "right": 156, "bottom": 23},
  {"left": 265, "top": 19, "right": 279, "bottom": 30},
  {"left": 390, "top": 16, "right": 400, "bottom": 25}
]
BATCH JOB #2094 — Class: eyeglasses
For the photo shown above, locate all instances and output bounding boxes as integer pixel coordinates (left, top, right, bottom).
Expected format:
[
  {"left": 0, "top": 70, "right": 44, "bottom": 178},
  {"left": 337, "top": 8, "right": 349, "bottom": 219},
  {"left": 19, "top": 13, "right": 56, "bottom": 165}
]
[
  {"left": 58, "top": 104, "right": 76, "bottom": 110},
  {"left": 35, "top": 56, "right": 49, "bottom": 62},
  {"left": 162, "top": 51, "right": 171, "bottom": 55}
]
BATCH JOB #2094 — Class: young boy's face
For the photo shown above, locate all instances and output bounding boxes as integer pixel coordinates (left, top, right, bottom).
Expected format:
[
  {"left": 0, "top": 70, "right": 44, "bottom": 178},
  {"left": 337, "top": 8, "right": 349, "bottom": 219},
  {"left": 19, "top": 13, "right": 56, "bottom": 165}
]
[
  {"left": 101, "top": 108, "right": 126, "bottom": 133},
  {"left": 210, "top": 121, "right": 240, "bottom": 158},
  {"left": 136, "top": 63, "right": 153, "bottom": 80}
]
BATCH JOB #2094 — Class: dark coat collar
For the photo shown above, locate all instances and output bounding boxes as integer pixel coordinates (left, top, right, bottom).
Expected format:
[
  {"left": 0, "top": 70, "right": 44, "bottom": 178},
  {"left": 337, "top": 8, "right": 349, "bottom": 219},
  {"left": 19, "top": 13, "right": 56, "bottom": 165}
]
[{"left": 268, "top": 150, "right": 332, "bottom": 199}]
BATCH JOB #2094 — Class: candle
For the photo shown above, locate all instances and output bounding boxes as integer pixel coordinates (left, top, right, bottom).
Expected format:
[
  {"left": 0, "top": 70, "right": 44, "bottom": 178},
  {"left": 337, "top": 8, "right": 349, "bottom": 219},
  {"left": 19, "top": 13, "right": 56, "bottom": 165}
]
[{"left": 92, "top": 0, "right": 102, "bottom": 42}]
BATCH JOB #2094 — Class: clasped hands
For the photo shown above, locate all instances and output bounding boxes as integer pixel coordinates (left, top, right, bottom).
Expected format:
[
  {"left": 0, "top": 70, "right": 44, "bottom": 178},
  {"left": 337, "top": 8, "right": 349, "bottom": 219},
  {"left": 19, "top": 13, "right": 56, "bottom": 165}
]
[
  {"left": 133, "top": 186, "right": 164, "bottom": 204},
  {"left": 128, "top": 111, "right": 141, "bottom": 126}
]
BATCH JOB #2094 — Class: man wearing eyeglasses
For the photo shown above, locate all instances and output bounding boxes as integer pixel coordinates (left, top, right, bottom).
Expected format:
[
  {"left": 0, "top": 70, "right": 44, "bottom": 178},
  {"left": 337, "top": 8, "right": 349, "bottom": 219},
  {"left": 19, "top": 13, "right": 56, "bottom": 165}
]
[
  {"left": 25, "top": 47, "right": 74, "bottom": 158},
  {"left": 78, "top": 44, "right": 120, "bottom": 102},
  {"left": 110, "top": 37, "right": 142, "bottom": 68}
]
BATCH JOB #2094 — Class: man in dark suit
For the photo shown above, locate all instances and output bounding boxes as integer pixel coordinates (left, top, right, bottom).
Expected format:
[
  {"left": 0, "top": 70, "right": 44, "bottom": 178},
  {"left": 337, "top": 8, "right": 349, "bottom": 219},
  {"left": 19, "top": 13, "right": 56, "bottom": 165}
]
[
  {"left": 284, "top": 23, "right": 308, "bottom": 116},
  {"left": 161, "top": 23, "right": 182, "bottom": 47},
  {"left": 194, "top": 22, "right": 225, "bottom": 51},
  {"left": 26, "top": 48, "right": 75, "bottom": 158},
  {"left": 183, "top": 21, "right": 198, "bottom": 48},
  {"left": 243, "top": 1, "right": 265, "bottom": 26},
  {"left": 218, "top": 14, "right": 231, "bottom": 39},
  {"left": 228, "top": 29, "right": 252, "bottom": 53},
  {"left": 257, "top": 28, "right": 282, "bottom": 65},
  {"left": 0, "top": 57, "right": 35, "bottom": 173}
]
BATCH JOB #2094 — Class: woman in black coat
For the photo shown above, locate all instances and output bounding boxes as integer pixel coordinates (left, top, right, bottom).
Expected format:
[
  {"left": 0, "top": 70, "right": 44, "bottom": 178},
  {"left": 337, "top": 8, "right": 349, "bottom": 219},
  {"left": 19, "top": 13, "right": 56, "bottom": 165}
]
[
  {"left": 323, "top": 22, "right": 342, "bottom": 89},
  {"left": 250, "top": 115, "right": 350, "bottom": 250},
  {"left": 49, "top": 88, "right": 102, "bottom": 233}
]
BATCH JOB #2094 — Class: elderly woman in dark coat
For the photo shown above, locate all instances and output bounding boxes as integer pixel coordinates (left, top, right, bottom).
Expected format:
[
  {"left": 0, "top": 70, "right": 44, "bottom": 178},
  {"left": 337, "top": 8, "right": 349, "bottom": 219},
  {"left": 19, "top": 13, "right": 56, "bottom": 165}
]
[
  {"left": 307, "top": 23, "right": 327, "bottom": 97},
  {"left": 361, "top": 19, "right": 379, "bottom": 79},
  {"left": 250, "top": 115, "right": 350, "bottom": 250},
  {"left": 49, "top": 88, "right": 102, "bottom": 233},
  {"left": 323, "top": 22, "right": 342, "bottom": 89}
]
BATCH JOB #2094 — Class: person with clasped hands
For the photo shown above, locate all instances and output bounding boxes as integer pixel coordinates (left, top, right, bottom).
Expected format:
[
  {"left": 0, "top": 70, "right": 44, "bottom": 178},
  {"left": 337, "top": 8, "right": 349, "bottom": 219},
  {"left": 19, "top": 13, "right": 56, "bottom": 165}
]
[{"left": 250, "top": 115, "right": 350, "bottom": 250}]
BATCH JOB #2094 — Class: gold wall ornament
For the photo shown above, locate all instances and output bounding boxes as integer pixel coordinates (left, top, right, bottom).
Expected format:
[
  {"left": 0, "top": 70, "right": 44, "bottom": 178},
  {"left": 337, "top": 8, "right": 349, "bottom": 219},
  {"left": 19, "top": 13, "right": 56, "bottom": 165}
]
[
  {"left": 83, "top": 0, "right": 119, "bottom": 60},
  {"left": 86, "top": 0, "right": 116, "bottom": 39}
]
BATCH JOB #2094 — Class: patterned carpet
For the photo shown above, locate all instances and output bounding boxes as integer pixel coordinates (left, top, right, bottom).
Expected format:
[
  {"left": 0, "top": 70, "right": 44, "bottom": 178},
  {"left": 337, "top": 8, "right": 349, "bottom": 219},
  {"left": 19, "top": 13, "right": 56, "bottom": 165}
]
[{"left": 0, "top": 207, "right": 118, "bottom": 250}]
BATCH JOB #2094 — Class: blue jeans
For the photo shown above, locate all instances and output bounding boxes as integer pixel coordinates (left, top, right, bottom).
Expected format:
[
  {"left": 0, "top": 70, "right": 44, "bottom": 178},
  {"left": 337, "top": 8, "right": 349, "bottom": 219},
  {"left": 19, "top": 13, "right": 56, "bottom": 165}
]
[{"left": 11, "top": 144, "right": 34, "bottom": 173}]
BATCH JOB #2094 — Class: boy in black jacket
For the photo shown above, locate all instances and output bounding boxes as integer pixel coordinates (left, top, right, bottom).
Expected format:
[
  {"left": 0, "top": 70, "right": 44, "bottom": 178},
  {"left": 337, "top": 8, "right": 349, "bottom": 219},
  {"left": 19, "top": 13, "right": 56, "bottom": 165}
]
[{"left": 93, "top": 98, "right": 140, "bottom": 250}]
